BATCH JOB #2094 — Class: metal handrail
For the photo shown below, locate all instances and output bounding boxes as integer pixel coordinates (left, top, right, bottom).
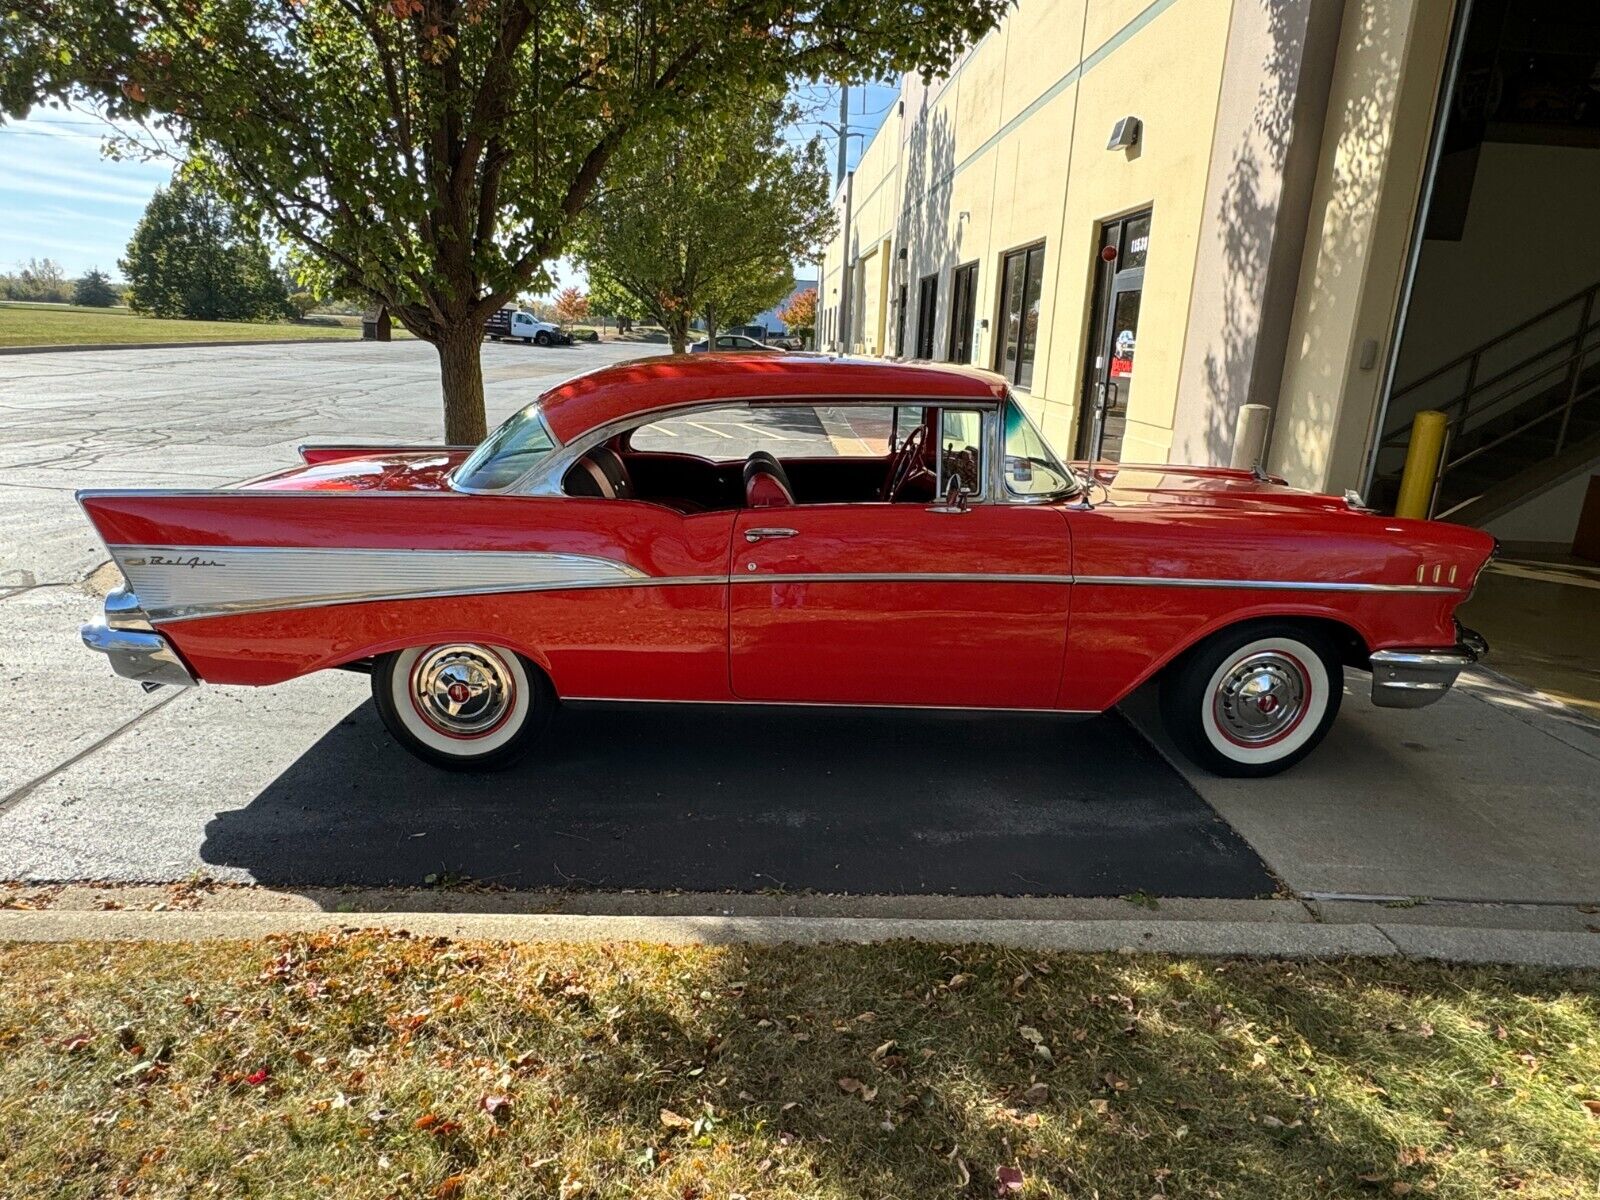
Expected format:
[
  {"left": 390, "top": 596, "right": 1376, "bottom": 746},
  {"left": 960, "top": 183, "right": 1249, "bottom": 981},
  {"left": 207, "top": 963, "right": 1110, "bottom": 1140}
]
[
  {"left": 1389, "top": 277, "right": 1600, "bottom": 400},
  {"left": 1381, "top": 277, "right": 1600, "bottom": 515}
]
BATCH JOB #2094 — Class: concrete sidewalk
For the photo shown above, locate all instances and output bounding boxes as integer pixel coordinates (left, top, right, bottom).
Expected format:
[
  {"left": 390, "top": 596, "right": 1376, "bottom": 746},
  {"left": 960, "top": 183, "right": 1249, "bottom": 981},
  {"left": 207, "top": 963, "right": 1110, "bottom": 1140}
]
[
  {"left": 1123, "top": 666, "right": 1600, "bottom": 906},
  {"left": 1, "top": 884, "right": 1596, "bottom": 967}
]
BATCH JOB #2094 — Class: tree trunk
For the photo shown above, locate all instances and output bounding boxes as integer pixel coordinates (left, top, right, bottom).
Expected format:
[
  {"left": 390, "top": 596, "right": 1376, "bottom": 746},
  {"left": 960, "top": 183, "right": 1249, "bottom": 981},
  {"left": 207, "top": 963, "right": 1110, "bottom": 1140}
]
[
  {"left": 704, "top": 305, "right": 718, "bottom": 349},
  {"left": 435, "top": 321, "right": 489, "bottom": 444},
  {"left": 667, "top": 315, "right": 690, "bottom": 355}
]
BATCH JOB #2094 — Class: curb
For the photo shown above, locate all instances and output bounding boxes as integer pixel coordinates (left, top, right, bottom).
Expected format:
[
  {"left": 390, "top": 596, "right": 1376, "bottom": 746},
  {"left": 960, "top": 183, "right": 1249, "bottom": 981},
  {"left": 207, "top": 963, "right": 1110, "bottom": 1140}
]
[
  {"left": 1, "top": 911, "right": 1597, "bottom": 967},
  {"left": 0, "top": 337, "right": 363, "bottom": 356}
]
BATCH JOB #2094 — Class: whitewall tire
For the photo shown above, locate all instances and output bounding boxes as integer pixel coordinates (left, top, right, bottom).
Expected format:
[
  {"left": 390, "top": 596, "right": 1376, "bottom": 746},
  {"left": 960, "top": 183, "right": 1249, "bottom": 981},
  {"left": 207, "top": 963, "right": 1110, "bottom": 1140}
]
[
  {"left": 372, "top": 643, "right": 554, "bottom": 771},
  {"left": 1159, "top": 623, "right": 1342, "bottom": 778}
]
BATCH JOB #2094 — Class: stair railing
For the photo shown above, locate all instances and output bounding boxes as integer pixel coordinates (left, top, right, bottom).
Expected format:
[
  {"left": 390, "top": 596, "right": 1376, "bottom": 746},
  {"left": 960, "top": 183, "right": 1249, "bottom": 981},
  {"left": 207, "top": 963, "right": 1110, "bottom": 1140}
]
[{"left": 1379, "top": 278, "right": 1600, "bottom": 517}]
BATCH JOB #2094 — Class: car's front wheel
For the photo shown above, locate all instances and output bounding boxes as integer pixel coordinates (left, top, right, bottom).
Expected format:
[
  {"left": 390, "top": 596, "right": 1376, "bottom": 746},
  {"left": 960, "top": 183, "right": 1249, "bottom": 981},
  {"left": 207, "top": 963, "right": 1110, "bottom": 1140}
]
[
  {"left": 535, "top": 330, "right": 551, "bottom": 346},
  {"left": 371, "top": 643, "right": 555, "bottom": 771},
  {"left": 1159, "top": 622, "right": 1342, "bottom": 777}
]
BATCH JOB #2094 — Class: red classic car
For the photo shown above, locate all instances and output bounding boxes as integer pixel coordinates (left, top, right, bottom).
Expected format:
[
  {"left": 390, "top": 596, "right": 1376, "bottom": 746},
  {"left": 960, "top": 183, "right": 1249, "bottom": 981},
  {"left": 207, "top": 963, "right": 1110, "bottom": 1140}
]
[{"left": 78, "top": 354, "right": 1494, "bottom": 777}]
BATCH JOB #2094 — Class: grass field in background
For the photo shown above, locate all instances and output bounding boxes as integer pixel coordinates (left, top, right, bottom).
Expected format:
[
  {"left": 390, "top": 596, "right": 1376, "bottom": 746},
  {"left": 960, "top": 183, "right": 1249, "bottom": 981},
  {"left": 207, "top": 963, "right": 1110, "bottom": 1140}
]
[
  {"left": 0, "top": 301, "right": 369, "bottom": 347},
  {"left": 1, "top": 933, "right": 1595, "bottom": 1198}
]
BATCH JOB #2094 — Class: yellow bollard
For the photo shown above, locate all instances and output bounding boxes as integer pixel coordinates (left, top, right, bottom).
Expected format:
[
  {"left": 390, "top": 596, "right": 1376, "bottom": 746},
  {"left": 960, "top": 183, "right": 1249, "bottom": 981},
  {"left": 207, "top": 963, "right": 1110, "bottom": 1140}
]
[{"left": 1394, "top": 410, "right": 1449, "bottom": 519}]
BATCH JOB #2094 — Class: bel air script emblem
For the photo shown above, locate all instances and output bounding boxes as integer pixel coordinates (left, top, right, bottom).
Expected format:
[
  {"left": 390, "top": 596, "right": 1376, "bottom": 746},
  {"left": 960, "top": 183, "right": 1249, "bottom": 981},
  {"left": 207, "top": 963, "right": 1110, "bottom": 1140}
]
[{"left": 124, "top": 553, "right": 224, "bottom": 569}]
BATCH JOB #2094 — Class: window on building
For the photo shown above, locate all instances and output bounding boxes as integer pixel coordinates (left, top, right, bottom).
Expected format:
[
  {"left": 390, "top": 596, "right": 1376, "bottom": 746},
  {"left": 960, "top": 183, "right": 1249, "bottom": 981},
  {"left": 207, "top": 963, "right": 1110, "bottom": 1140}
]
[
  {"left": 995, "top": 243, "right": 1045, "bottom": 389},
  {"left": 947, "top": 262, "right": 978, "bottom": 364},
  {"left": 914, "top": 273, "right": 939, "bottom": 359}
]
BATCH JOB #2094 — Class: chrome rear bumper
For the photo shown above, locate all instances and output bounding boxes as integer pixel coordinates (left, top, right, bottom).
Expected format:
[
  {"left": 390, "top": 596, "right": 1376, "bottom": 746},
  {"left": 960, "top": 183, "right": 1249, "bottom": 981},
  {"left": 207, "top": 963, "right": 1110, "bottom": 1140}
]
[
  {"left": 1369, "top": 628, "right": 1485, "bottom": 709},
  {"left": 81, "top": 586, "right": 198, "bottom": 691}
]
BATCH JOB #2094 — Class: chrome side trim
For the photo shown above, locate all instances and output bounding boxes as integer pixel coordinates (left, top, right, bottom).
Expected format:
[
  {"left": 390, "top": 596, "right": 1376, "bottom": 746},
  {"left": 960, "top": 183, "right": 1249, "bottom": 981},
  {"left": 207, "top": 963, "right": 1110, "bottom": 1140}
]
[
  {"left": 735, "top": 572, "right": 1074, "bottom": 585},
  {"left": 81, "top": 620, "right": 197, "bottom": 688},
  {"left": 109, "top": 545, "right": 658, "bottom": 624},
  {"left": 1074, "top": 575, "right": 1461, "bottom": 594},
  {"left": 1369, "top": 646, "right": 1477, "bottom": 709}
]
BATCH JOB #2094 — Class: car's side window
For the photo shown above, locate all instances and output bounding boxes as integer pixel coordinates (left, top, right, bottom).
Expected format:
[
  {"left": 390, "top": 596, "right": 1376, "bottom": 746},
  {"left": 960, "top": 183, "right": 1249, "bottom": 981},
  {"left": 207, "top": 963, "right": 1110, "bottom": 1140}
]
[
  {"left": 628, "top": 405, "right": 911, "bottom": 459},
  {"left": 938, "top": 408, "right": 985, "bottom": 496}
]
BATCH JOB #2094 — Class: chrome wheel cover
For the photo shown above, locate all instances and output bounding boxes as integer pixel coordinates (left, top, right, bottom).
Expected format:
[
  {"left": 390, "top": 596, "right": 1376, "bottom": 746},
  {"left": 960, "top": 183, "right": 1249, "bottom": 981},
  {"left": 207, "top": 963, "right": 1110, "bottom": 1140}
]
[
  {"left": 409, "top": 644, "right": 516, "bottom": 737},
  {"left": 1212, "top": 651, "right": 1308, "bottom": 745}
]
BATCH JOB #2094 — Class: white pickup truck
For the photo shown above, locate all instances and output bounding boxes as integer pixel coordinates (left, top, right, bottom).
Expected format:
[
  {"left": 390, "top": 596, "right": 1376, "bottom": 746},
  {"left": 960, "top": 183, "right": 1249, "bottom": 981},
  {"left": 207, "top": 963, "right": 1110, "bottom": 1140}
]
[{"left": 483, "top": 308, "right": 571, "bottom": 346}]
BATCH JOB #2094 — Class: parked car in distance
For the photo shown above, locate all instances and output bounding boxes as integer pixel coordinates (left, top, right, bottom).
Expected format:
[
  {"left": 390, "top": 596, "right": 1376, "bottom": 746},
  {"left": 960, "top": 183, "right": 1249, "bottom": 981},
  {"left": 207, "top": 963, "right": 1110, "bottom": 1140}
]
[
  {"left": 78, "top": 354, "right": 1494, "bottom": 778},
  {"left": 484, "top": 308, "right": 571, "bottom": 346},
  {"left": 689, "top": 333, "right": 782, "bottom": 353}
]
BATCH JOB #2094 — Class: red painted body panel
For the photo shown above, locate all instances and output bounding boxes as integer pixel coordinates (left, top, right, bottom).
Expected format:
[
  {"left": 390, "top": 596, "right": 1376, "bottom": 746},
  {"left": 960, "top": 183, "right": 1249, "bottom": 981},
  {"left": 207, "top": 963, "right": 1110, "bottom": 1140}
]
[
  {"left": 729, "top": 504, "right": 1072, "bottom": 707},
  {"left": 246, "top": 451, "right": 470, "bottom": 492}
]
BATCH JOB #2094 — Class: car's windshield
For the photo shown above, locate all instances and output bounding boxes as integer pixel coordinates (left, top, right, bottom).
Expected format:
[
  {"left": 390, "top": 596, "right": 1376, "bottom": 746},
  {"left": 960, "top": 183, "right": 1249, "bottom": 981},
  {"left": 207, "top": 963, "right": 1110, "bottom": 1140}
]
[
  {"left": 1003, "top": 399, "right": 1080, "bottom": 497},
  {"left": 451, "top": 402, "right": 558, "bottom": 491}
]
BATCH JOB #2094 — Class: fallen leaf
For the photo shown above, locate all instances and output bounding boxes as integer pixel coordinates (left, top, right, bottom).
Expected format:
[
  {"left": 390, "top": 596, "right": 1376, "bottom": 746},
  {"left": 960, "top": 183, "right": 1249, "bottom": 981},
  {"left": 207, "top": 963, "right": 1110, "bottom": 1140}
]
[
  {"left": 1089, "top": 1098, "right": 1111, "bottom": 1115},
  {"left": 837, "top": 1077, "right": 863, "bottom": 1094},
  {"left": 480, "top": 1094, "right": 513, "bottom": 1121},
  {"left": 659, "top": 1108, "right": 692, "bottom": 1129},
  {"left": 1018, "top": 1026, "right": 1043, "bottom": 1045},
  {"left": 870, "top": 1039, "right": 897, "bottom": 1062},
  {"left": 433, "top": 1175, "right": 466, "bottom": 1199},
  {"left": 1021, "top": 1082, "right": 1049, "bottom": 1106},
  {"left": 1581, "top": 1099, "right": 1600, "bottom": 1119},
  {"left": 1103, "top": 1072, "right": 1130, "bottom": 1092},
  {"left": 414, "top": 1113, "right": 439, "bottom": 1130},
  {"left": 995, "top": 1165, "right": 1025, "bottom": 1194},
  {"left": 245, "top": 1067, "right": 271, "bottom": 1087}
]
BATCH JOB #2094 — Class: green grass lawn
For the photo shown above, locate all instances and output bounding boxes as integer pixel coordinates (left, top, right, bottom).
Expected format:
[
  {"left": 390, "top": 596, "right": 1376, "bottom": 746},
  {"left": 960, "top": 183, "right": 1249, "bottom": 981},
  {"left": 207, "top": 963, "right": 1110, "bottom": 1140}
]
[
  {"left": 0, "top": 301, "right": 368, "bottom": 347},
  {"left": 0, "top": 934, "right": 1596, "bottom": 1198}
]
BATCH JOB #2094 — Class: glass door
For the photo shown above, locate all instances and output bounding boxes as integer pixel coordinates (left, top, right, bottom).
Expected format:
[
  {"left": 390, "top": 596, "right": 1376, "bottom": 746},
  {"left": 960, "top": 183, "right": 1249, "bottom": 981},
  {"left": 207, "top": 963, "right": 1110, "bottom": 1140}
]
[
  {"left": 947, "top": 262, "right": 978, "bottom": 364},
  {"left": 914, "top": 273, "right": 939, "bottom": 359},
  {"left": 1077, "top": 210, "right": 1149, "bottom": 462}
]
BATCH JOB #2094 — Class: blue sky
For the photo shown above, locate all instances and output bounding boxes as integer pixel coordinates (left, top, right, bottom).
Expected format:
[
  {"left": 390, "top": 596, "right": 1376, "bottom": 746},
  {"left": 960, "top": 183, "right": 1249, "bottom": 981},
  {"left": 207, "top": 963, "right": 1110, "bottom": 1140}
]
[{"left": 0, "top": 83, "right": 899, "bottom": 288}]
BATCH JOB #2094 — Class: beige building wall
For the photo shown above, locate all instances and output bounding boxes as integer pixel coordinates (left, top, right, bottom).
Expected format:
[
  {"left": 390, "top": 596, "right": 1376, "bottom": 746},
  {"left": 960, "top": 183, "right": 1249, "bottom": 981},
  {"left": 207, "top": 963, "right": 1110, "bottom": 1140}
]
[{"left": 819, "top": 0, "right": 1455, "bottom": 493}]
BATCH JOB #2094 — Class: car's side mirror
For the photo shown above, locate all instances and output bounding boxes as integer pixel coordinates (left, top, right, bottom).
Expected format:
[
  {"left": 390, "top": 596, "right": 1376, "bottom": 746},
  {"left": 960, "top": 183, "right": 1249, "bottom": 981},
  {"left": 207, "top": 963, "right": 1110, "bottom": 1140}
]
[{"left": 931, "top": 474, "right": 972, "bottom": 514}]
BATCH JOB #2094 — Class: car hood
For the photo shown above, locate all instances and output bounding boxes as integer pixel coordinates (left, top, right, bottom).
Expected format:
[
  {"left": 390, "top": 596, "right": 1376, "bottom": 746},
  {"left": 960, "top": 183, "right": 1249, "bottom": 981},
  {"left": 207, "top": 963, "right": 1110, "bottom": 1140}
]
[
  {"left": 242, "top": 451, "right": 472, "bottom": 493},
  {"left": 1082, "top": 462, "right": 1366, "bottom": 516}
]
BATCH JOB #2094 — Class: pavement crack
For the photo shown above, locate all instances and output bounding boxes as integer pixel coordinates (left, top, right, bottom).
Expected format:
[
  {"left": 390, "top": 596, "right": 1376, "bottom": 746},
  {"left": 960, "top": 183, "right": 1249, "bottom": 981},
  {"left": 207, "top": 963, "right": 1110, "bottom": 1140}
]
[{"left": 0, "top": 690, "right": 188, "bottom": 818}]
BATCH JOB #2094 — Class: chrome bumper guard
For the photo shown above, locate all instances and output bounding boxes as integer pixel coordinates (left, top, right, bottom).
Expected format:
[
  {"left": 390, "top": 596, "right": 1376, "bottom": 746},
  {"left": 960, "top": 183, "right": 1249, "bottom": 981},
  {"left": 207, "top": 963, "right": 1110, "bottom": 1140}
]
[
  {"left": 80, "top": 586, "right": 197, "bottom": 691},
  {"left": 1369, "top": 627, "right": 1485, "bottom": 709}
]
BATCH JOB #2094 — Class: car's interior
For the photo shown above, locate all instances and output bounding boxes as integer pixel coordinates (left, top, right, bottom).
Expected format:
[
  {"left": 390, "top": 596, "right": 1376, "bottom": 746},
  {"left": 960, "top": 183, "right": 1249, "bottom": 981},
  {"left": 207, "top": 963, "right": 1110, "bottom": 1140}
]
[{"left": 561, "top": 406, "right": 953, "bottom": 513}]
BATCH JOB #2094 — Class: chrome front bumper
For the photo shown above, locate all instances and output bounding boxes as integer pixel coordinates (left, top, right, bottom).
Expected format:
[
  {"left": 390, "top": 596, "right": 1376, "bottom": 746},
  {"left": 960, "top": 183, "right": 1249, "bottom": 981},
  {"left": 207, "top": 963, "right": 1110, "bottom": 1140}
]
[
  {"left": 81, "top": 586, "right": 197, "bottom": 691},
  {"left": 1369, "top": 628, "right": 1485, "bottom": 709}
]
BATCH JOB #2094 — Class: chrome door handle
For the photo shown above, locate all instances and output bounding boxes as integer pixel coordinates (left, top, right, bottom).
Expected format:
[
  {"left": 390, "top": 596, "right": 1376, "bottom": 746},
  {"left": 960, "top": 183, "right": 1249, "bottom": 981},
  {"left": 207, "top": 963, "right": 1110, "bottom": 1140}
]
[{"left": 744, "top": 527, "right": 799, "bottom": 543}]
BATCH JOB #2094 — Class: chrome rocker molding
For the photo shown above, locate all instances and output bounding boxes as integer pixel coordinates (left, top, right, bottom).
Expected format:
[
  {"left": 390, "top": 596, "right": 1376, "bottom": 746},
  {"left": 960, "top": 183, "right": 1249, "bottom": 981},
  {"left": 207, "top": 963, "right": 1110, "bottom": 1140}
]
[{"left": 1368, "top": 629, "right": 1485, "bottom": 709}]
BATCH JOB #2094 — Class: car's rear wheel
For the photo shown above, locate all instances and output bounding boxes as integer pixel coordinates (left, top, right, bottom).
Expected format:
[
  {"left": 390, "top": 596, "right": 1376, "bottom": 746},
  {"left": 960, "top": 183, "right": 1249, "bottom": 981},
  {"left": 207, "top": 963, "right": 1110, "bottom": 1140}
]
[
  {"left": 535, "top": 330, "right": 551, "bottom": 346},
  {"left": 372, "top": 643, "right": 555, "bottom": 771},
  {"left": 1159, "top": 622, "right": 1342, "bottom": 777}
]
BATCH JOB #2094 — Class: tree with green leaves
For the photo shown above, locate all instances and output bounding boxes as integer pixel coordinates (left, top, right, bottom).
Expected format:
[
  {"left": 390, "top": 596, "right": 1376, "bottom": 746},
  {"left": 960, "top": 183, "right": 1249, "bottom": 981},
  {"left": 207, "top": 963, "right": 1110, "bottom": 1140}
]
[
  {"left": 120, "top": 177, "right": 290, "bottom": 320},
  {"left": 579, "top": 92, "right": 834, "bottom": 354},
  {"left": 72, "top": 267, "right": 119, "bottom": 307},
  {"left": 1, "top": 0, "right": 1004, "bottom": 441}
]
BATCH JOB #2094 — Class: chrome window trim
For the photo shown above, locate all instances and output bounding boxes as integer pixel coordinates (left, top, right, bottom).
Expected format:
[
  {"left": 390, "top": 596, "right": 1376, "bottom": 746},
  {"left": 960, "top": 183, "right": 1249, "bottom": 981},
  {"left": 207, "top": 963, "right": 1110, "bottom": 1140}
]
[
  {"left": 511, "top": 393, "right": 1000, "bottom": 498},
  {"left": 296, "top": 443, "right": 478, "bottom": 457}
]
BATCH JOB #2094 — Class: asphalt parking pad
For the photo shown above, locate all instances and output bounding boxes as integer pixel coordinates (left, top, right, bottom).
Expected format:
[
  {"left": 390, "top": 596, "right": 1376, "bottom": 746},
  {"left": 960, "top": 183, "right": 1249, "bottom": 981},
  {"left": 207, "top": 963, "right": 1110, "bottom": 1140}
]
[{"left": 200, "top": 702, "right": 1274, "bottom": 897}]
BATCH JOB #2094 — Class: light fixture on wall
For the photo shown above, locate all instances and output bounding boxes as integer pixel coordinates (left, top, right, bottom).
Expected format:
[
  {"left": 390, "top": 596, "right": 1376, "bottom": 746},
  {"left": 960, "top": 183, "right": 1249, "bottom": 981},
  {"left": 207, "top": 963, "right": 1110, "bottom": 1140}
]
[
  {"left": 1106, "top": 116, "right": 1141, "bottom": 151},
  {"left": 958, "top": 210, "right": 971, "bottom": 221}
]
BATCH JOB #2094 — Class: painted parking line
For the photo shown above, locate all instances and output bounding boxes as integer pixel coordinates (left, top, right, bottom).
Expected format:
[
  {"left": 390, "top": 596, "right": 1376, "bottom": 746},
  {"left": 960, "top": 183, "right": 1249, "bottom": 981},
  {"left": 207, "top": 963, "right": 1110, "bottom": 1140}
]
[
  {"left": 734, "top": 422, "right": 794, "bottom": 441},
  {"left": 685, "top": 421, "right": 733, "bottom": 439}
]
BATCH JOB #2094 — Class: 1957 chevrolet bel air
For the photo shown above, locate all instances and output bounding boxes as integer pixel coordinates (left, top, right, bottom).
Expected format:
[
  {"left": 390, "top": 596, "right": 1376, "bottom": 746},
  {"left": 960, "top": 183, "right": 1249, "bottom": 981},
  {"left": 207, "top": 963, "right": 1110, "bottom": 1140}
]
[{"left": 78, "top": 355, "right": 1494, "bottom": 777}]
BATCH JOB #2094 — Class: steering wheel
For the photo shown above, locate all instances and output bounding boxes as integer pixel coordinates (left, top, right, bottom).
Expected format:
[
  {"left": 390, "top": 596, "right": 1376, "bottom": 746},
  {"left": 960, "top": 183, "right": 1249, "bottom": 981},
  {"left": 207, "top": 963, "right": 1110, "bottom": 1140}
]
[{"left": 879, "top": 423, "right": 932, "bottom": 502}]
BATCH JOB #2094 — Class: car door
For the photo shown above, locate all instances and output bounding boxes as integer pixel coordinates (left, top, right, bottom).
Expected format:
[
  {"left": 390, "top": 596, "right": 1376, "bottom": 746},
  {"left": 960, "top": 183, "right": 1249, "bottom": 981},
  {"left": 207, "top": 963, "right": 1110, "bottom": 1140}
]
[{"left": 729, "top": 406, "right": 1073, "bottom": 708}]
